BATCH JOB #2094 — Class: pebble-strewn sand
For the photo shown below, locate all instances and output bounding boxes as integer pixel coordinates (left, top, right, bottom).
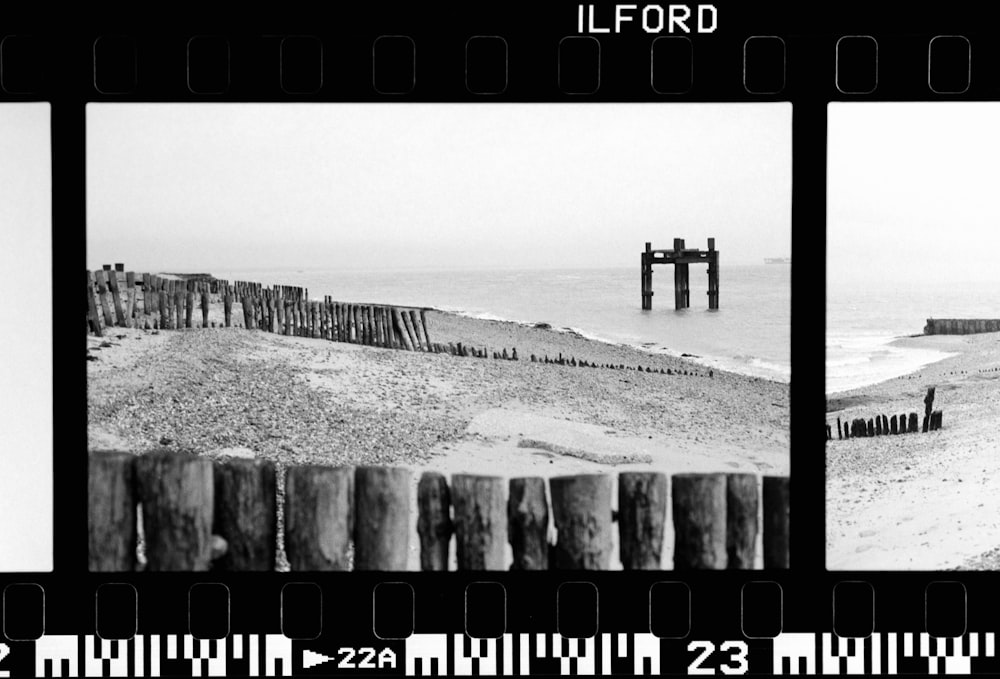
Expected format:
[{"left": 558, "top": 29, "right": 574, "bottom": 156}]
[
  {"left": 88, "top": 306, "right": 789, "bottom": 570},
  {"left": 826, "top": 332, "right": 1000, "bottom": 570}
]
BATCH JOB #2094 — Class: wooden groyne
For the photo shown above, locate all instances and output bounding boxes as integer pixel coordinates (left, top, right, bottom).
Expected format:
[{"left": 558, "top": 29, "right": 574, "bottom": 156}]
[
  {"left": 89, "top": 450, "right": 790, "bottom": 571},
  {"left": 924, "top": 318, "right": 1000, "bottom": 335},
  {"left": 87, "top": 265, "right": 437, "bottom": 353},
  {"left": 86, "top": 264, "right": 720, "bottom": 378},
  {"left": 826, "top": 387, "right": 943, "bottom": 441}
]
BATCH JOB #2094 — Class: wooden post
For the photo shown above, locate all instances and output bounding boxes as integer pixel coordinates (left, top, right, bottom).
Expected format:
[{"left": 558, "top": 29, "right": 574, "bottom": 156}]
[
  {"left": 618, "top": 472, "right": 667, "bottom": 570},
  {"left": 401, "top": 309, "right": 419, "bottom": 351},
  {"left": 88, "top": 451, "right": 137, "bottom": 571},
  {"left": 671, "top": 473, "right": 726, "bottom": 569},
  {"left": 134, "top": 450, "right": 214, "bottom": 571},
  {"left": 674, "top": 238, "right": 689, "bottom": 310},
  {"left": 141, "top": 273, "right": 152, "bottom": 315},
  {"left": 213, "top": 458, "right": 277, "bottom": 571},
  {"left": 451, "top": 475, "right": 506, "bottom": 571},
  {"left": 908, "top": 412, "right": 918, "bottom": 433},
  {"left": 876, "top": 417, "right": 883, "bottom": 436},
  {"left": 726, "top": 473, "right": 758, "bottom": 569},
  {"left": 173, "top": 288, "right": 183, "bottom": 330},
  {"left": 284, "top": 465, "right": 353, "bottom": 571},
  {"left": 890, "top": 415, "right": 898, "bottom": 435},
  {"left": 549, "top": 474, "right": 613, "bottom": 569},
  {"left": 409, "top": 310, "right": 424, "bottom": 351},
  {"left": 354, "top": 467, "right": 410, "bottom": 570},
  {"left": 836, "top": 417, "right": 842, "bottom": 440},
  {"left": 707, "top": 239, "right": 719, "bottom": 310},
  {"left": 223, "top": 294, "right": 233, "bottom": 327},
  {"left": 107, "top": 267, "right": 127, "bottom": 326},
  {"left": 508, "top": 477, "right": 549, "bottom": 570},
  {"left": 641, "top": 242, "right": 653, "bottom": 310},
  {"left": 763, "top": 476, "right": 790, "bottom": 568},
  {"left": 420, "top": 310, "right": 431, "bottom": 348},
  {"left": 923, "top": 387, "right": 936, "bottom": 433},
  {"left": 201, "top": 291, "right": 210, "bottom": 328},
  {"left": 160, "top": 281, "right": 172, "bottom": 329},
  {"left": 86, "top": 271, "right": 103, "bottom": 336},
  {"left": 417, "top": 472, "right": 452, "bottom": 571},
  {"left": 393, "top": 308, "right": 414, "bottom": 351},
  {"left": 95, "top": 270, "right": 115, "bottom": 328},
  {"left": 125, "top": 272, "right": 136, "bottom": 325}
]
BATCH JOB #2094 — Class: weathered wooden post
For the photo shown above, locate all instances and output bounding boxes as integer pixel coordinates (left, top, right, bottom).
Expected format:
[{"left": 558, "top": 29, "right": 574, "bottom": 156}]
[
  {"left": 866, "top": 418, "right": 874, "bottom": 436},
  {"left": 726, "top": 473, "right": 758, "bottom": 569},
  {"left": 908, "top": 412, "right": 919, "bottom": 433},
  {"left": 420, "top": 309, "right": 431, "bottom": 348},
  {"left": 354, "top": 467, "right": 410, "bottom": 570},
  {"left": 618, "top": 472, "right": 668, "bottom": 570},
  {"left": 201, "top": 290, "right": 210, "bottom": 328},
  {"left": 673, "top": 238, "right": 689, "bottom": 310},
  {"left": 837, "top": 417, "right": 842, "bottom": 440},
  {"left": 284, "top": 465, "right": 353, "bottom": 571},
  {"left": 763, "top": 476, "right": 790, "bottom": 568},
  {"left": 417, "top": 473, "right": 452, "bottom": 571},
  {"left": 707, "top": 238, "right": 719, "bottom": 310},
  {"left": 89, "top": 451, "right": 137, "bottom": 571},
  {"left": 672, "top": 473, "right": 727, "bottom": 569},
  {"left": 875, "top": 417, "right": 882, "bottom": 436},
  {"left": 134, "top": 450, "right": 215, "bottom": 571},
  {"left": 890, "top": 415, "right": 898, "bottom": 435},
  {"left": 549, "top": 474, "right": 613, "bottom": 569},
  {"left": 107, "top": 267, "right": 127, "bottom": 326},
  {"left": 409, "top": 310, "right": 424, "bottom": 351},
  {"left": 508, "top": 478, "right": 549, "bottom": 570},
  {"left": 174, "top": 288, "right": 184, "bottom": 330},
  {"left": 923, "top": 387, "right": 936, "bottom": 433},
  {"left": 641, "top": 241, "right": 653, "bottom": 310},
  {"left": 213, "top": 458, "right": 276, "bottom": 571},
  {"left": 451, "top": 475, "right": 507, "bottom": 570},
  {"left": 185, "top": 290, "right": 194, "bottom": 328},
  {"left": 86, "top": 272, "right": 103, "bottom": 336},
  {"left": 95, "top": 270, "right": 115, "bottom": 328},
  {"left": 394, "top": 308, "right": 415, "bottom": 351},
  {"left": 125, "top": 271, "right": 136, "bottom": 324}
]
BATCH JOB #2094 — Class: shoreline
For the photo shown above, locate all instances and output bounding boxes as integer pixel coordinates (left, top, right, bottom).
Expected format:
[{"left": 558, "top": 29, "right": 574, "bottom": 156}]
[
  {"left": 826, "top": 330, "right": 1000, "bottom": 570},
  {"left": 428, "top": 306, "right": 790, "bottom": 385},
  {"left": 88, "top": 299, "right": 790, "bottom": 571},
  {"left": 826, "top": 332, "right": 962, "bottom": 397}
]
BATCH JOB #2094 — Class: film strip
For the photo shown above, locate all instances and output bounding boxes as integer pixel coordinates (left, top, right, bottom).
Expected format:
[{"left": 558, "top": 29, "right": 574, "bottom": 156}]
[{"left": 2, "top": 2, "right": 1000, "bottom": 677}]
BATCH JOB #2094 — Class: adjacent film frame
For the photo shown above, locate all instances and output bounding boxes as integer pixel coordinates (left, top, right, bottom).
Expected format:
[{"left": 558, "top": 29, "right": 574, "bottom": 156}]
[{"left": 2, "top": 3, "right": 1000, "bottom": 677}]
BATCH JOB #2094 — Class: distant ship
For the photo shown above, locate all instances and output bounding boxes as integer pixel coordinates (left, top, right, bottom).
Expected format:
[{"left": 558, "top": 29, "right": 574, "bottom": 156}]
[{"left": 764, "top": 257, "right": 791, "bottom": 264}]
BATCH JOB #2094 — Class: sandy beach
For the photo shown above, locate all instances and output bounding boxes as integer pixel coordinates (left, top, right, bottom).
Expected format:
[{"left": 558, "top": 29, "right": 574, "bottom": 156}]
[
  {"left": 88, "top": 304, "right": 789, "bottom": 571},
  {"left": 826, "top": 332, "right": 1000, "bottom": 570}
]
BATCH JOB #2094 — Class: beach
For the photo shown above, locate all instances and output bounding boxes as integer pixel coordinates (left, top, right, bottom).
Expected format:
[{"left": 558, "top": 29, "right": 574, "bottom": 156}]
[
  {"left": 826, "top": 332, "right": 1000, "bottom": 570},
  {"left": 88, "top": 304, "right": 789, "bottom": 571}
]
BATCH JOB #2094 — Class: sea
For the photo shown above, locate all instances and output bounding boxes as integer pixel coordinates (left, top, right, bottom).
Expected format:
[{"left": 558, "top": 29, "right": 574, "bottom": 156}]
[
  {"left": 827, "top": 277, "right": 1000, "bottom": 394},
  {"left": 211, "top": 264, "right": 791, "bottom": 383}
]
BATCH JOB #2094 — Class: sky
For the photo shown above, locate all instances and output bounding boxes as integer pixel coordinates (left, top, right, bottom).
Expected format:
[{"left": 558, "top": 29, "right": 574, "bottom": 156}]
[
  {"left": 0, "top": 103, "right": 53, "bottom": 572},
  {"left": 87, "top": 103, "right": 791, "bottom": 272},
  {"left": 828, "top": 102, "right": 1000, "bottom": 293}
]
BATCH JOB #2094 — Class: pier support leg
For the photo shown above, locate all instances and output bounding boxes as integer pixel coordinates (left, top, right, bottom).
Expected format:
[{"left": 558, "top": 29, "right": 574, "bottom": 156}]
[
  {"left": 675, "top": 263, "right": 690, "bottom": 310},
  {"left": 641, "top": 242, "right": 653, "bottom": 310}
]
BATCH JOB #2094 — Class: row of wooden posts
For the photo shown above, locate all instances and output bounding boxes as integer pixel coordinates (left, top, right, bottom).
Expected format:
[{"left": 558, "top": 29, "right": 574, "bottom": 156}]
[
  {"left": 827, "top": 387, "right": 943, "bottom": 441},
  {"left": 89, "top": 450, "right": 790, "bottom": 572},
  {"left": 86, "top": 265, "right": 442, "bottom": 354}
]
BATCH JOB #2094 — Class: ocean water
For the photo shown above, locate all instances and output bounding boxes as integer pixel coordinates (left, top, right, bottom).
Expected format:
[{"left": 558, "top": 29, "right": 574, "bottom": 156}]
[
  {"left": 827, "top": 278, "right": 1000, "bottom": 394},
  {"left": 211, "top": 264, "right": 791, "bottom": 382}
]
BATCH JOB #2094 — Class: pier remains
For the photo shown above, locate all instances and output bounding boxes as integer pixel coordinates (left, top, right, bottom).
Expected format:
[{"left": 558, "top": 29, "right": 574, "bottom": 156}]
[{"left": 640, "top": 238, "right": 719, "bottom": 310}]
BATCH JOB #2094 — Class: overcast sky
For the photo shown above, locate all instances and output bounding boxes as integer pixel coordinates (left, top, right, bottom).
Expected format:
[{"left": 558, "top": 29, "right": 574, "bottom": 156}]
[
  {"left": 87, "top": 103, "right": 790, "bottom": 272},
  {"left": 0, "top": 103, "right": 52, "bottom": 572},
  {"left": 829, "top": 103, "right": 1000, "bottom": 291}
]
